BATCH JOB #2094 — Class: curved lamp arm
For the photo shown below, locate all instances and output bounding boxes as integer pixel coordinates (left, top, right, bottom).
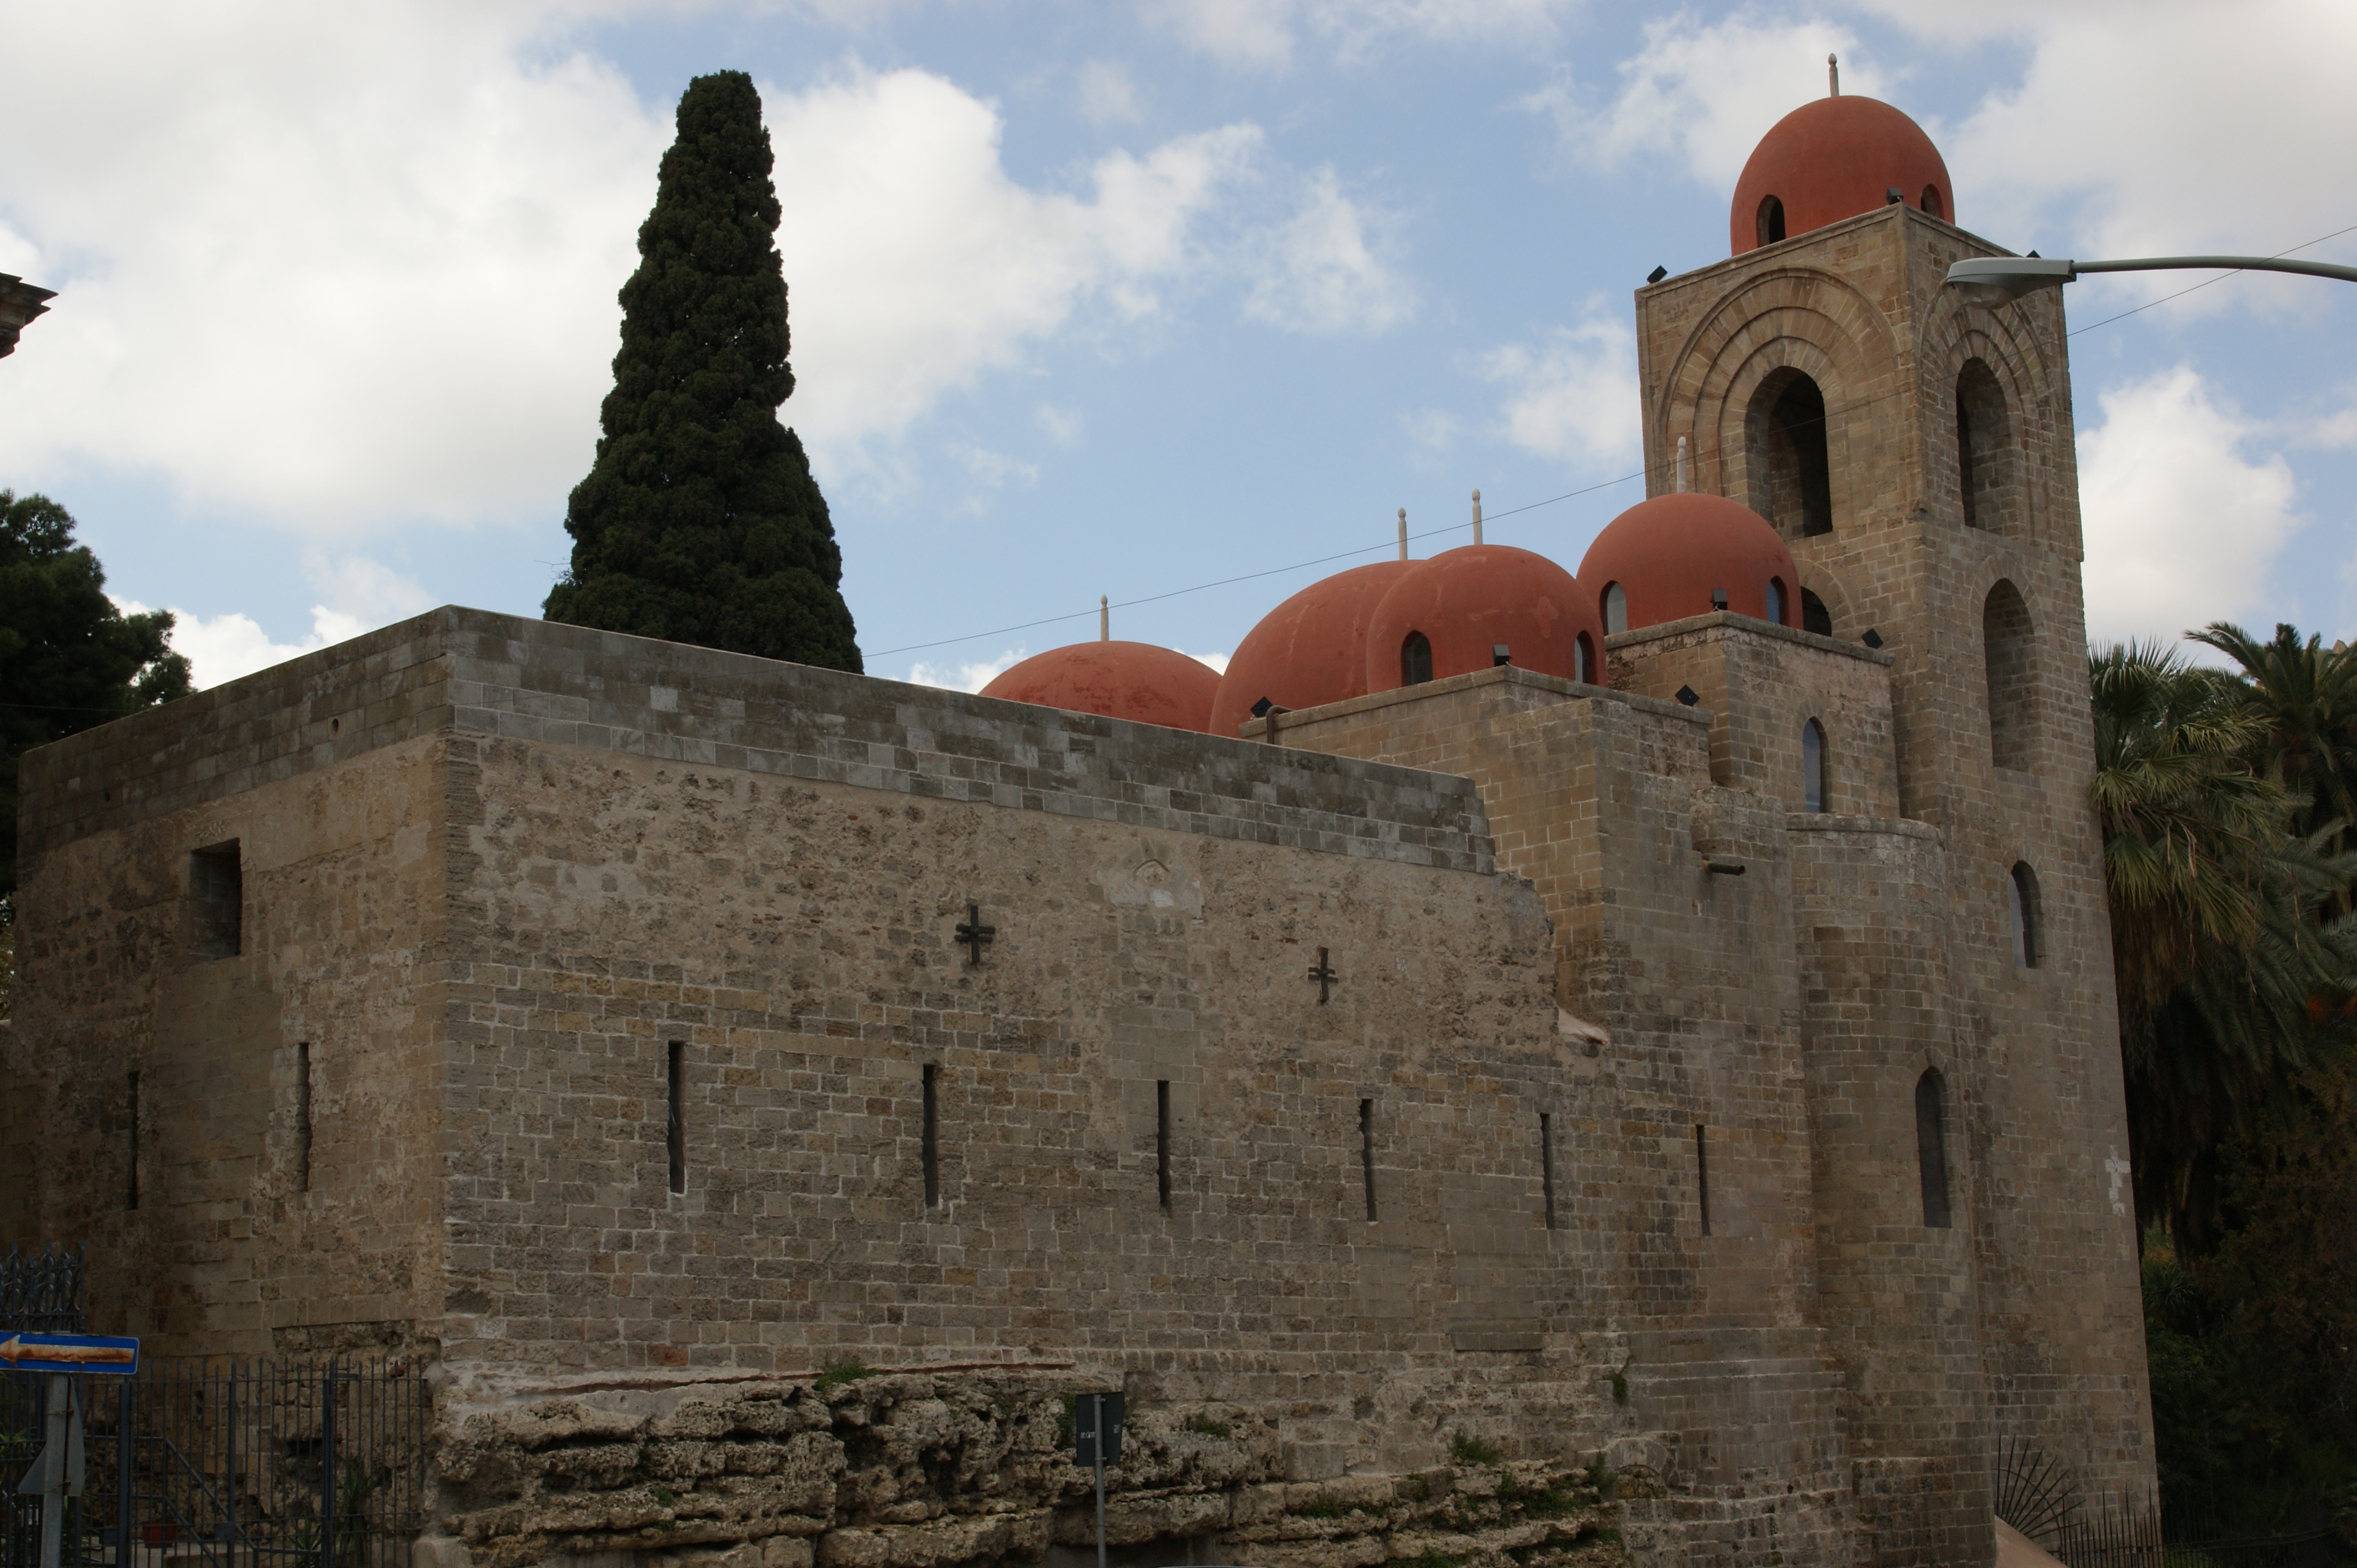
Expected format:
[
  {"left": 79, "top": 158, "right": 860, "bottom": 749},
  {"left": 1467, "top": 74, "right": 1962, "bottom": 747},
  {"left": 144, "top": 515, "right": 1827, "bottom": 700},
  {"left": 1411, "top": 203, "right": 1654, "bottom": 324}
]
[{"left": 1946, "top": 253, "right": 2357, "bottom": 306}]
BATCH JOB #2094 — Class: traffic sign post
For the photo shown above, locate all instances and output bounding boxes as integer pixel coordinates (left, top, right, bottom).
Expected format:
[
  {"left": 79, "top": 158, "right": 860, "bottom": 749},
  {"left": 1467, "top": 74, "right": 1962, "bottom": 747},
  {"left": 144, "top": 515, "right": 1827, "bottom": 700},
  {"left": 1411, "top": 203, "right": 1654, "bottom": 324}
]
[
  {"left": 1, "top": 1333, "right": 138, "bottom": 1568},
  {"left": 1072, "top": 1393, "right": 1124, "bottom": 1568}
]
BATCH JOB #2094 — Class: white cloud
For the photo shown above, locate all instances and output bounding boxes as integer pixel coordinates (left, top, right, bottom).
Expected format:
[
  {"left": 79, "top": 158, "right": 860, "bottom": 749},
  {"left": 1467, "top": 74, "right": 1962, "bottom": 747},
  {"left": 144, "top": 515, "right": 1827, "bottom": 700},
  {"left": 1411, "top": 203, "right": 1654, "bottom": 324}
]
[
  {"left": 2079, "top": 366, "right": 2301, "bottom": 647},
  {"left": 115, "top": 549, "right": 435, "bottom": 688},
  {"left": 770, "top": 66, "right": 1266, "bottom": 455},
  {"left": 947, "top": 442, "right": 1040, "bottom": 513},
  {"left": 0, "top": 4, "right": 664, "bottom": 532},
  {"left": 906, "top": 647, "right": 1027, "bottom": 692},
  {"left": 1537, "top": 16, "right": 1878, "bottom": 188},
  {"left": 1177, "top": 649, "right": 1230, "bottom": 675},
  {"left": 1242, "top": 169, "right": 1413, "bottom": 335},
  {"left": 1150, "top": 0, "right": 1576, "bottom": 71},
  {"left": 1076, "top": 59, "right": 1145, "bottom": 125},
  {"left": 1938, "top": 0, "right": 2357, "bottom": 305},
  {"left": 1036, "top": 404, "right": 1084, "bottom": 445},
  {"left": 1477, "top": 311, "right": 1641, "bottom": 471}
]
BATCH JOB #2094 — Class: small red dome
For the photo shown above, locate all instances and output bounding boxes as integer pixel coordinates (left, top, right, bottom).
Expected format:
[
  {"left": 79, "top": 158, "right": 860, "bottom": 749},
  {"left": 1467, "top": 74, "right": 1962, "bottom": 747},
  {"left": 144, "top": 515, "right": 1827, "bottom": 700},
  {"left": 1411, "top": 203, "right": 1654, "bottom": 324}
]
[
  {"left": 1731, "top": 95, "right": 1952, "bottom": 255},
  {"left": 1577, "top": 494, "right": 1800, "bottom": 632},
  {"left": 982, "top": 640, "right": 1222, "bottom": 733},
  {"left": 1363, "top": 546, "right": 1607, "bottom": 692},
  {"left": 1209, "top": 561, "right": 1414, "bottom": 735}
]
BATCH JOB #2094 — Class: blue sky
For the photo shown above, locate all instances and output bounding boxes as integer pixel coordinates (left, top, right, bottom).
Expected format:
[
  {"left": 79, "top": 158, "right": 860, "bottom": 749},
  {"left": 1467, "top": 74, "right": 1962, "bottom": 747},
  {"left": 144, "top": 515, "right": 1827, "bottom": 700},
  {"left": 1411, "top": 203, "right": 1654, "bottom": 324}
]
[{"left": 3, "top": 0, "right": 2353, "bottom": 690}]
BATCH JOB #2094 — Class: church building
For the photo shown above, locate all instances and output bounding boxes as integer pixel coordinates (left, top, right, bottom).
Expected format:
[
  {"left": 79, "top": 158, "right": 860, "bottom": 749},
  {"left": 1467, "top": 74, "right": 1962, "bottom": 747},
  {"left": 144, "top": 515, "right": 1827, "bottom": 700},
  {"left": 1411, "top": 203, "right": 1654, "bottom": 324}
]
[{"left": 4, "top": 81, "right": 2151, "bottom": 1568}]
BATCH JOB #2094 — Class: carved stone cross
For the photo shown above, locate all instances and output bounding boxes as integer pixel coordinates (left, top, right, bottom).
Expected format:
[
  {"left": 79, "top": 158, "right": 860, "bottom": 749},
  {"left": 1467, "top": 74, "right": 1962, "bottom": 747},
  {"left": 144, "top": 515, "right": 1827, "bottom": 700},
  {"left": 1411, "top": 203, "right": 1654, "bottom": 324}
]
[
  {"left": 955, "top": 903, "right": 996, "bottom": 966},
  {"left": 1306, "top": 946, "right": 1338, "bottom": 1004}
]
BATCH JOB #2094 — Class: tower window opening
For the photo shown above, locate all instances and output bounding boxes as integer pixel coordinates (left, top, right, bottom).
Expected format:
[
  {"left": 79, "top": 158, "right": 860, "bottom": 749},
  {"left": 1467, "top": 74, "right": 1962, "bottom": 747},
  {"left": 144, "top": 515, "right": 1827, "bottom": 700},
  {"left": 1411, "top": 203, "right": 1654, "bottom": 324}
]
[
  {"left": 1921, "top": 185, "right": 1944, "bottom": 219},
  {"left": 1916, "top": 1068, "right": 1953, "bottom": 1227},
  {"left": 1757, "top": 195, "right": 1786, "bottom": 247},
  {"left": 1745, "top": 369, "right": 1833, "bottom": 538},
  {"left": 1602, "top": 582, "right": 1628, "bottom": 635},
  {"left": 1359, "top": 1097, "right": 1378, "bottom": 1222},
  {"left": 1766, "top": 577, "right": 1786, "bottom": 626},
  {"left": 2007, "top": 862, "right": 2042, "bottom": 970},
  {"left": 1156, "top": 1080, "right": 1172, "bottom": 1210},
  {"left": 1956, "top": 359, "right": 2014, "bottom": 532},
  {"left": 1801, "top": 588, "right": 1833, "bottom": 636},
  {"left": 1574, "top": 632, "right": 1595, "bottom": 685},
  {"left": 921, "top": 1063, "right": 941, "bottom": 1207},
  {"left": 190, "top": 840, "right": 242, "bottom": 959},
  {"left": 1401, "top": 630, "right": 1434, "bottom": 686},
  {"left": 666, "top": 1041, "right": 686, "bottom": 1196},
  {"left": 1802, "top": 718, "right": 1828, "bottom": 813},
  {"left": 1983, "top": 579, "right": 2036, "bottom": 768}
]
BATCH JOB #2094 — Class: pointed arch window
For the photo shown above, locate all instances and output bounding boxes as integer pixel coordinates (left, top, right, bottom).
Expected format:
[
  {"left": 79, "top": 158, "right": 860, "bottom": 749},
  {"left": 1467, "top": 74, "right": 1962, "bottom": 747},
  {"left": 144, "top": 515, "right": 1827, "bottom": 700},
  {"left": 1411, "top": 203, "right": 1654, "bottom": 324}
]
[
  {"left": 1745, "top": 369, "right": 1833, "bottom": 538},
  {"left": 1801, "top": 588, "right": 1832, "bottom": 636},
  {"left": 1766, "top": 577, "right": 1786, "bottom": 626},
  {"left": 2007, "top": 861, "right": 2041, "bottom": 969},
  {"left": 1983, "top": 580, "right": 2036, "bottom": 768},
  {"left": 1602, "top": 583, "right": 1628, "bottom": 635},
  {"left": 1401, "top": 631, "right": 1434, "bottom": 686},
  {"left": 1916, "top": 1069, "right": 1953, "bottom": 1228},
  {"left": 1757, "top": 195, "right": 1786, "bottom": 247},
  {"left": 1956, "top": 359, "right": 2014, "bottom": 532},
  {"left": 1574, "top": 632, "right": 1595, "bottom": 685}
]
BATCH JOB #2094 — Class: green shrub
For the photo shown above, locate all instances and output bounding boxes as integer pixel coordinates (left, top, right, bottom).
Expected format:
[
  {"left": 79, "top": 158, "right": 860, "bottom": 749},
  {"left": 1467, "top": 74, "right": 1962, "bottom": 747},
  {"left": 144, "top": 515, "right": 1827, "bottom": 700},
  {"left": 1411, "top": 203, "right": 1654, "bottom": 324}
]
[
  {"left": 1451, "top": 1433, "right": 1504, "bottom": 1466},
  {"left": 813, "top": 1358, "right": 878, "bottom": 1391}
]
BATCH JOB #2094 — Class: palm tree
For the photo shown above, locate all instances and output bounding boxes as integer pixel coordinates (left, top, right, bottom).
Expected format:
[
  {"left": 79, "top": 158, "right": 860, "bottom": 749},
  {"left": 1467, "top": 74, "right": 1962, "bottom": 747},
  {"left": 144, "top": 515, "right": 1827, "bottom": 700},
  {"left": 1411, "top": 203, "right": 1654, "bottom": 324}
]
[
  {"left": 2089, "top": 641, "right": 2357, "bottom": 1250},
  {"left": 2191, "top": 621, "right": 2357, "bottom": 886}
]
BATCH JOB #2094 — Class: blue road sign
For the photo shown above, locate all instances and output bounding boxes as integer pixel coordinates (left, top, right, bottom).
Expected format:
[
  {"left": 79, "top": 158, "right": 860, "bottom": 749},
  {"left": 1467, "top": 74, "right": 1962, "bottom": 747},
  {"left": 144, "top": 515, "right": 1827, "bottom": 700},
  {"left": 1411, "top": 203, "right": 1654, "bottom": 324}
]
[{"left": 0, "top": 1333, "right": 139, "bottom": 1376}]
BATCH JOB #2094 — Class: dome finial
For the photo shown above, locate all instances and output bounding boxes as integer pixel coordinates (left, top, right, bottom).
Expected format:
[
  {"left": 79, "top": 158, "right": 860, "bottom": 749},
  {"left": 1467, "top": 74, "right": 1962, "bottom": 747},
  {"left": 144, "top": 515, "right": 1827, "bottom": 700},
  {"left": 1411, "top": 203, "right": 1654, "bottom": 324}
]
[
  {"left": 1828, "top": 52, "right": 1840, "bottom": 97},
  {"left": 1398, "top": 507, "right": 1409, "bottom": 561},
  {"left": 1471, "top": 488, "right": 1484, "bottom": 546},
  {"left": 1676, "top": 435, "right": 1690, "bottom": 493},
  {"left": 1099, "top": 595, "right": 1109, "bottom": 642}
]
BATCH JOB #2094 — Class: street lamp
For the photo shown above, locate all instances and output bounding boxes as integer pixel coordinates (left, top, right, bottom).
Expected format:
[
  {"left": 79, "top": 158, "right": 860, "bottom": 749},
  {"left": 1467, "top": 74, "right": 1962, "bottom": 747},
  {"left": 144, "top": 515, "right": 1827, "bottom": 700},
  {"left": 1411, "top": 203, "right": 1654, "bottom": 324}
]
[{"left": 1946, "top": 253, "right": 2357, "bottom": 308}]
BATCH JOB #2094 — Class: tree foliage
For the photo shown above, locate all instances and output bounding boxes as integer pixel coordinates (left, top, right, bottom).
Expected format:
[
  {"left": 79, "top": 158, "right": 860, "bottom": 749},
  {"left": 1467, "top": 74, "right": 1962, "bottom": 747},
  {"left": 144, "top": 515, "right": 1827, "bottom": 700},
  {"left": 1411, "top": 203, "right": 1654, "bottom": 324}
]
[
  {"left": 544, "top": 70, "right": 860, "bottom": 672},
  {"left": 0, "top": 490, "right": 192, "bottom": 899}
]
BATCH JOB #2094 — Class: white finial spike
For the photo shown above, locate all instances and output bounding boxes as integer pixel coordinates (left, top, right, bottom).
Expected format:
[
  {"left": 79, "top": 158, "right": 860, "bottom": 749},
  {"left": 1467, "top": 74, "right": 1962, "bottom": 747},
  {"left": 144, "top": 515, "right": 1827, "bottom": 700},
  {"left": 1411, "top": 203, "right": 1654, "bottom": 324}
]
[
  {"left": 1828, "top": 53, "right": 1840, "bottom": 97},
  {"left": 1676, "top": 435, "right": 1690, "bottom": 493},
  {"left": 1099, "top": 595, "right": 1109, "bottom": 642},
  {"left": 1398, "top": 506, "right": 1409, "bottom": 561},
  {"left": 1471, "top": 488, "right": 1484, "bottom": 546}
]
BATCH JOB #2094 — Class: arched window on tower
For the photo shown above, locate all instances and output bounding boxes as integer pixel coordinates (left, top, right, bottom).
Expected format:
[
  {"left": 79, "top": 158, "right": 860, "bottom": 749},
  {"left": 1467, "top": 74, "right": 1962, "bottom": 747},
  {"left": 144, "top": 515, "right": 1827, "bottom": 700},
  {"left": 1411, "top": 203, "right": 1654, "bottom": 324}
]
[
  {"left": 1745, "top": 368, "right": 1834, "bottom": 539},
  {"left": 1915, "top": 1069, "right": 1953, "bottom": 1228},
  {"left": 1401, "top": 631, "right": 1434, "bottom": 686},
  {"left": 1801, "top": 589, "right": 1833, "bottom": 636},
  {"left": 1574, "top": 632, "right": 1596, "bottom": 685},
  {"left": 2007, "top": 861, "right": 2041, "bottom": 969},
  {"left": 1766, "top": 577, "right": 1786, "bottom": 626},
  {"left": 1983, "top": 579, "right": 2035, "bottom": 768},
  {"left": 1956, "top": 359, "right": 2014, "bottom": 532},
  {"left": 1801, "top": 719, "right": 1828, "bottom": 813},
  {"left": 1602, "top": 582, "right": 1628, "bottom": 635},
  {"left": 1921, "top": 185, "right": 1944, "bottom": 220},
  {"left": 1758, "top": 195, "right": 1786, "bottom": 247}
]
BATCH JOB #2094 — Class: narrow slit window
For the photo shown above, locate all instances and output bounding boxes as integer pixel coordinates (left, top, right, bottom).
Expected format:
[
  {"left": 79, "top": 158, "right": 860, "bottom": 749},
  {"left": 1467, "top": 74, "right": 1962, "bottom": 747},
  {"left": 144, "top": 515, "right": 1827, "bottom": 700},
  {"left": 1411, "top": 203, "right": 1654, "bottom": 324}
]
[
  {"left": 1574, "top": 632, "right": 1595, "bottom": 685},
  {"left": 1695, "top": 1124, "right": 1710, "bottom": 1236},
  {"left": 1766, "top": 577, "right": 1786, "bottom": 626},
  {"left": 126, "top": 1071, "right": 141, "bottom": 1212},
  {"left": 1156, "top": 1080, "right": 1172, "bottom": 1210},
  {"left": 1916, "top": 1069, "right": 1954, "bottom": 1228},
  {"left": 1359, "top": 1098, "right": 1377, "bottom": 1222},
  {"left": 297, "top": 1042, "right": 313, "bottom": 1193},
  {"left": 1401, "top": 631, "right": 1434, "bottom": 686},
  {"left": 190, "top": 840, "right": 242, "bottom": 959},
  {"left": 1539, "top": 1112, "right": 1557, "bottom": 1230},
  {"left": 922, "top": 1064, "right": 941, "bottom": 1208},
  {"left": 666, "top": 1042, "right": 685, "bottom": 1196},
  {"left": 2007, "top": 863, "right": 2041, "bottom": 969},
  {"left": 1802, "top": 718, "right": 1828, "bottom": 813}
]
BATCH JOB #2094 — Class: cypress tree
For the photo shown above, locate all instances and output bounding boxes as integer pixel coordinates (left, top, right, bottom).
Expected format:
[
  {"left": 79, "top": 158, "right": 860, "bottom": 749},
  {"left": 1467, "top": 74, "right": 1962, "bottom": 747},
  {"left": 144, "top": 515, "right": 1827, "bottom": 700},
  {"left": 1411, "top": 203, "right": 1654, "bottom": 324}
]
[{"left": 546, "top": 71, "right": 860, "bottom": 672}]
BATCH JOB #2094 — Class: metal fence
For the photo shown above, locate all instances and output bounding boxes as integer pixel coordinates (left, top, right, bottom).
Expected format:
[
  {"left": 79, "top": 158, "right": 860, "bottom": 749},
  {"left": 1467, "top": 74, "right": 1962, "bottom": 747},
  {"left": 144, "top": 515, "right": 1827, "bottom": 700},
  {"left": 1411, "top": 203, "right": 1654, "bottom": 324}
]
[
  {"left": 0, "top": 1250, "right": 84, "bottom": 1336},
  {"left": 2041, "top": 1495, "right": 2350, "bottom": 1568},
  {"left": 0, "top": 1358, "right": 428, "bottom": 1568}
]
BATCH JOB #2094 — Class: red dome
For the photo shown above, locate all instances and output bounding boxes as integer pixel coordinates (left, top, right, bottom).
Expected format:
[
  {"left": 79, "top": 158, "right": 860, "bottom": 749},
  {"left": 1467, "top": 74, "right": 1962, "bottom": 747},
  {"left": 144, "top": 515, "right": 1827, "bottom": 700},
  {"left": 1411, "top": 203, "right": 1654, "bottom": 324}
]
[
  {"left": 1363, "top": 546, "right": 1606, "bottom": 692},
  {"left": 1731, "top": 95, "right": 1953, "bottom": 255},
  {"left": 1577, "top": 493, "right": 1800, "bottom": 632},
  {"left": 981, "top": 640, "right": 1222, "bottom": 733},
  {"left": 1209, "top": 561, "right": 1414, "bottom": 736}
]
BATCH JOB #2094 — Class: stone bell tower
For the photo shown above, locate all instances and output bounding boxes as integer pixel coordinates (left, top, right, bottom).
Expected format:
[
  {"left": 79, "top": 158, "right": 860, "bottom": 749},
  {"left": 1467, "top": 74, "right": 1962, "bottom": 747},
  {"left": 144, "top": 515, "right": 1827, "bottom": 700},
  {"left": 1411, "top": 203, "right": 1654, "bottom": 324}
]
[{"left": 1630, "top": 77, "right": 2155, "bottom": 1552}]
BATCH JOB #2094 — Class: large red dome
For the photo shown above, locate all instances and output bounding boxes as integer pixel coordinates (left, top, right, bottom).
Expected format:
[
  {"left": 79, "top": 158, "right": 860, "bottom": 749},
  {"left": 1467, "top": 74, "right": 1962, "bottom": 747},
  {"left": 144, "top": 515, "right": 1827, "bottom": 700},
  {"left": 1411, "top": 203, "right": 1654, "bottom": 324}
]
[
  {"left": 1363, "top": 546, "right": 1605, "bottom": 692},
  {"left": 1209, "top": 561, "right": 1414, "bottom": 736},
  {"left": 1577, "top": 493, "right": 1799, "bottom": 633},
  {"left": 1731, "top": 95, "right": 1952, "bottom": 255},
  {"left": 981, "top": 640, "right": 1222, "bottom": 733}
]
